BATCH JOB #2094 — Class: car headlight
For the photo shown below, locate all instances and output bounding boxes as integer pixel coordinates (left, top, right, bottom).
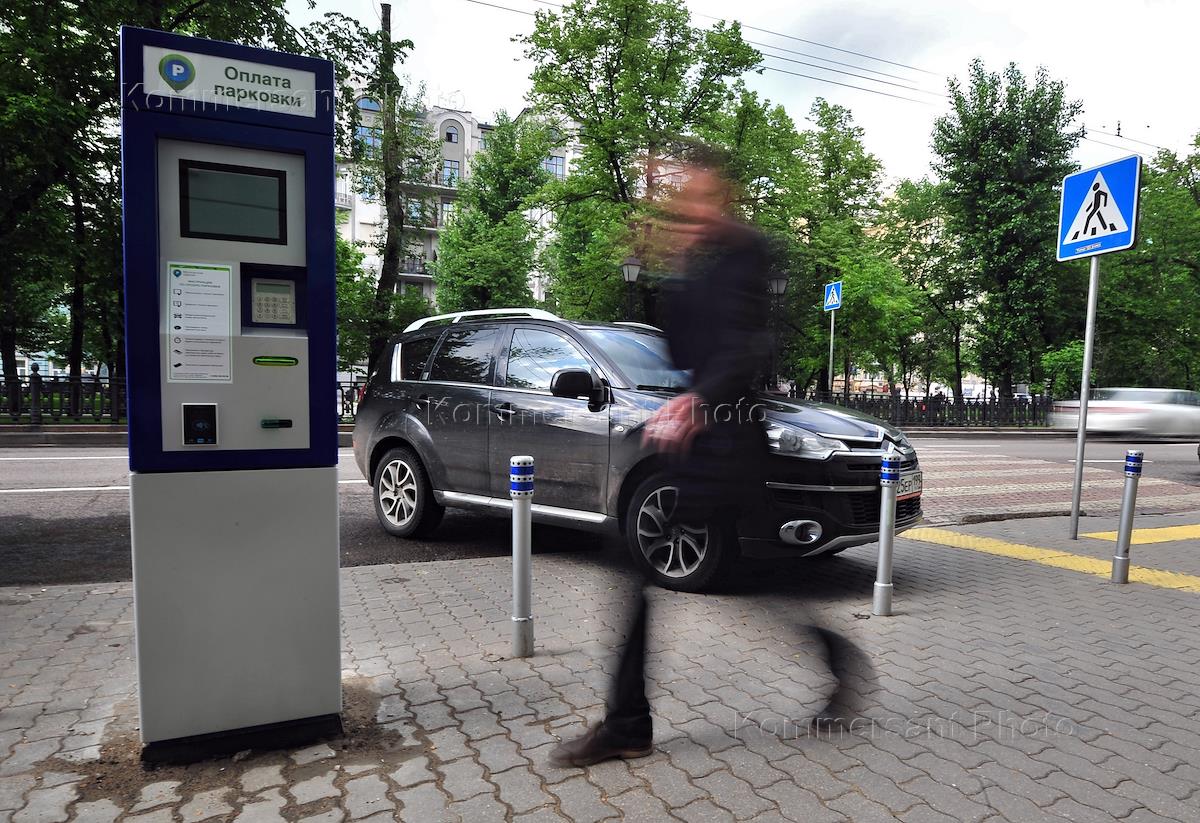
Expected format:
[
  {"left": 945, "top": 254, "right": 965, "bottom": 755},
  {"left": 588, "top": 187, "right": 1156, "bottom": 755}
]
[{"left": 765, "top": 422, "right": 849, "bottom": 460}]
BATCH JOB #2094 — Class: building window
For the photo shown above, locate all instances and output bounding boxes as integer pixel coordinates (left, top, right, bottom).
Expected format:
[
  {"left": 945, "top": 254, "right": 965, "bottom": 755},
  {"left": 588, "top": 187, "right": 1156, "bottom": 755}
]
[
  {"left": 541, "top": 155, "right": 566, "bottom": 180},
  {"left": 405, "top": 197, "right": 427, "bottom": 225},
  {"left": 357, "top": 97, "right": 381, "bottom": 113},
  {"left": 441, "top": 159, "right": 460, "bottom": 186},
  {"left": 478, "top": 133, "right": 489, "bottom": 151},
  {"left": 440, "top": 200, "right": 455, "bottom": 226},
  {"left": 445, "top": 124, "right": 459, "bottom": 144}
]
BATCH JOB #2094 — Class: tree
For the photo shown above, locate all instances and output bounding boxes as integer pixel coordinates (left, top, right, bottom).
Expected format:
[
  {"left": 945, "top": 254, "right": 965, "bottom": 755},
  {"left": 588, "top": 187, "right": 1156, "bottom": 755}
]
[
  {"left": 786, "top": 99, "right": 885, "bottom": 398},
  {"left": 932, "top": 59, "right": 1083, "bottom": 397},
  {"left": 1090, "top": 137, "right": 1200, "bottom": 389},
  {"left": 521, "top": 0, "right": 759, "bottom": 321},
  {"left": 0, "top": 1, "right": 384, "bottom": 395},
  {"left": 878, "top": 179, "right": 974, "bottom": 400},
  {"left": 433, "top": 112, "right": 553, "bottom": 311},
  {"left": 356, "top": 5, "right": 441, "bottom": 373}
]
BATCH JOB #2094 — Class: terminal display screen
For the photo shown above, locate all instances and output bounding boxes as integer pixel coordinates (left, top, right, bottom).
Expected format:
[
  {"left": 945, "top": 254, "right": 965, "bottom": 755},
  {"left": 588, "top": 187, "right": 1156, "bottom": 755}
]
[{"left": 180, "top": 159, "right": 287, "bottom": 244}]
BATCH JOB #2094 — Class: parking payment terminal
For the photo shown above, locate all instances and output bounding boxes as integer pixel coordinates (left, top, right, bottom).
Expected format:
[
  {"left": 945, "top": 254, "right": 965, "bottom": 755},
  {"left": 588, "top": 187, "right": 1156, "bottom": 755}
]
[{"left": 120, "top": 27, "right": 340, "bottom": 756}]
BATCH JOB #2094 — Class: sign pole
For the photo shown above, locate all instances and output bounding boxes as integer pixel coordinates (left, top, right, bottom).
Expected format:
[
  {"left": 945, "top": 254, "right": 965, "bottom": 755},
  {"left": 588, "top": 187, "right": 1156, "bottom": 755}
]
[
  {"left": 1069, "top": 255, "right": 1101, "bottom": 539},
  {"left": 827, "top": 309, "right": 836, "bottom": 399}
]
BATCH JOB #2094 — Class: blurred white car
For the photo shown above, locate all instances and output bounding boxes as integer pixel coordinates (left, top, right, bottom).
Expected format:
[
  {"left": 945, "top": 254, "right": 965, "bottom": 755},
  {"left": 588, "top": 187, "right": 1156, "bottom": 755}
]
[{"left": 1049, "top": 388, "right": 1200, "bottom": 436}]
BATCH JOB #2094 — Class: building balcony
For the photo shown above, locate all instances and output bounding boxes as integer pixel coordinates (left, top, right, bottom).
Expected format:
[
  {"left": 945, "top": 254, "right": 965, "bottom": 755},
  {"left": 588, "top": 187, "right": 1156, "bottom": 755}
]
[{"left": 335, "top": 191, "right": 354, "bottom": 209}]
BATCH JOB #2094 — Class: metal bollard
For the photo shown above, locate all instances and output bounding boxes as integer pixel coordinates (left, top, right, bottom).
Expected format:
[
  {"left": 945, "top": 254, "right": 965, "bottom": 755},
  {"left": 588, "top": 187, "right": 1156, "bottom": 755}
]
[
  {"left": 873, "top": 453, "right": 900, "bottom": 616},
  {"left": 1111, "top": 450, "right": 1143, "bottom": 584},
  {"left": 510, "top": 456, "right": 535, "bottom": 657}
]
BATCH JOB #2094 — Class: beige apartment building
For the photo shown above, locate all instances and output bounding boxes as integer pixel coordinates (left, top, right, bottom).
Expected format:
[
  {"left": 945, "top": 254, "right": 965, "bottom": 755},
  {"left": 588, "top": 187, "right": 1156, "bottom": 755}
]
[{"left": 336, "top": 103, "right": 578, "bottom": 303}]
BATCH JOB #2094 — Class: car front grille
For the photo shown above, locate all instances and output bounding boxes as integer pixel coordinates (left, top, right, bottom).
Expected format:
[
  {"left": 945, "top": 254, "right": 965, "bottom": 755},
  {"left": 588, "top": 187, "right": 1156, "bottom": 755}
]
[
  {"left": 847, "top": 491, "right": 922, "bottom": 527},
  {"left": 845, "top": 457, "right": 919, "bottom": 473}
]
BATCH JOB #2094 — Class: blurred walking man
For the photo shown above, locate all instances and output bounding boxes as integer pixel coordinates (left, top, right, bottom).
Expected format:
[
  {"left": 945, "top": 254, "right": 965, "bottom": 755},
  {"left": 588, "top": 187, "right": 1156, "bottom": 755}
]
[{"left": 550, "top": 144, "right": 771, "bottom": 767}]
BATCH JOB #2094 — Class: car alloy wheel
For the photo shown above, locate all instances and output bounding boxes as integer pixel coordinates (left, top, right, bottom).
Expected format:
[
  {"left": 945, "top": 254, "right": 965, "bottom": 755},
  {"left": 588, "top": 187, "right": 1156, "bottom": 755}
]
[
  {"left": 377, "top": 458, "right": 419, "bottom": 527},
  {"left": 635, "top": 485, "right": 710, "bottom": 579}
]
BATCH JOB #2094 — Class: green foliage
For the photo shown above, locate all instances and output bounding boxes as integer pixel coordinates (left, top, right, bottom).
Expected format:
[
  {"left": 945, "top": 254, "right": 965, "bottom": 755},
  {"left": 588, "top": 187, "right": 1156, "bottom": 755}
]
[
  {"left": 522, "top": 0, "right": 758, "bottom": 319},
  {"left": 1091, "top": 139, "right": 1200, "bottom": 389},
  {"left": 433, "top": 112, "right": 552, "bottom": 311},
  {"left": 932, "top": 59, "right": 1084, "bottom": 394},
  {"left": 1040, "top": 341, "right": 1086, "bottom": 398}
]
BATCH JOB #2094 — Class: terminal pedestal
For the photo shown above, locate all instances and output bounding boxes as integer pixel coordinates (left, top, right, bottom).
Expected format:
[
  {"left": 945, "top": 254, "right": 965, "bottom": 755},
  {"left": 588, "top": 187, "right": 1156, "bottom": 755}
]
[{"left": 130, "top": 466, "right": 341, "bottom": 749}]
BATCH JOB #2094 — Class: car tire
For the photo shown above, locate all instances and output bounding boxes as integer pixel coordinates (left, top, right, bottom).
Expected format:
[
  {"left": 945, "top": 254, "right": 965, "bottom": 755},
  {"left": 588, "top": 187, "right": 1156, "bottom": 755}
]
[
  {"left": 372, "top": 447, "right": 444, "bottom": 538},
  {"left": 623, "top": 474, "right": 738, "bottom": 592}
]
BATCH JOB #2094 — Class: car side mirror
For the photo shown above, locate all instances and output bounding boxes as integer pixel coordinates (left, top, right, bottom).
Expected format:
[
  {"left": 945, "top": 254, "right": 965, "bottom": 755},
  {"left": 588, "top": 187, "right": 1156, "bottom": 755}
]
[{"left": 550, "top": 368, "right": 600, "bottom": 401}]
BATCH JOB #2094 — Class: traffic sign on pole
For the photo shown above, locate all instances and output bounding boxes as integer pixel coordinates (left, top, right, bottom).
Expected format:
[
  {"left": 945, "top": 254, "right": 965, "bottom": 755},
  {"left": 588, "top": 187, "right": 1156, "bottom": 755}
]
[
  {"left": 823, "top": 281, "right": 843, "bottom": 311},
  {"left": 1059, "top": 155, "right": 1142, "bottom": 539},
  {"left": 1057, "top": 155, "right": 1141, "bottom": 262}
]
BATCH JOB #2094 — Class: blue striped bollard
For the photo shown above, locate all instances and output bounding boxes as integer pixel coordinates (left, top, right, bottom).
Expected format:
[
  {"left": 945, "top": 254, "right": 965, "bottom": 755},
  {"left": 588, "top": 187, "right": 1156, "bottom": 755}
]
[
  {"left": 1111, "top": 450, "right": 1143, "bottom": 584},
  {"left": 873, "top": 453, "right": 901, "bottom": 616},
  {"left": 510, "top": 456, "right": 535, "bottom": 657}
]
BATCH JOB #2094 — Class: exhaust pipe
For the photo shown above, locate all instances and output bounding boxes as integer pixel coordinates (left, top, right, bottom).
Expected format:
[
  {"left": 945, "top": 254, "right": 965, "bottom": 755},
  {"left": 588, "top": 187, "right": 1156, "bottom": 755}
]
[{"left": 780, "top": 520, "right": 822, "bottom": 546}]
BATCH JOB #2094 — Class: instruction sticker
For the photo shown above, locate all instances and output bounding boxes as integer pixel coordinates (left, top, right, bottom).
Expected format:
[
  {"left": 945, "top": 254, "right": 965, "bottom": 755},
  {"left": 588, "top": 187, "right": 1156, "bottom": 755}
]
[{"left": 166, "top": 262, "right": 232, "bottom": 382}]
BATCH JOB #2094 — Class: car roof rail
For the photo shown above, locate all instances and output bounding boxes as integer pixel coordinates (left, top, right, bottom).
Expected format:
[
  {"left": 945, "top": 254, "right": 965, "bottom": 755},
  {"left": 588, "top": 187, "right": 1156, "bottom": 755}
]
[
  {"left": 612, "top": 321, "right": 663, "bottom": 332},
  {"left": 403, "top": 308, "right": 560, "bottom": 333}
]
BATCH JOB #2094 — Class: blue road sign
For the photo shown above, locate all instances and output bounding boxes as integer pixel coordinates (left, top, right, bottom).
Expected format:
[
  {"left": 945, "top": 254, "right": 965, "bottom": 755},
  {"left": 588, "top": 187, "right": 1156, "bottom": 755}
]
[
  {"left": 823, "top": 281, "right": 843, "bottom": 311},
  {"left": 1057, "top": 155, "right": 1141, "bottom": 262}
]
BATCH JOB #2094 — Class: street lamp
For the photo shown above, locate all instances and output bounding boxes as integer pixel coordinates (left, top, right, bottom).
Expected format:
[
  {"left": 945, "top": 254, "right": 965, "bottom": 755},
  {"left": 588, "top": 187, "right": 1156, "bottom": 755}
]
[
  {"left": 621, "top": 255, "right": 642, "bottom": 321},
  {"left": 766, "top": 272, "right": 788, "bottom": 390}
]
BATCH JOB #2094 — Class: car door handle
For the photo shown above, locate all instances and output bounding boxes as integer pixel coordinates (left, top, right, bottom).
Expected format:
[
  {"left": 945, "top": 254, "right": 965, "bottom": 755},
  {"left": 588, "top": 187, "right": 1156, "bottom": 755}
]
[{"left": 489, "top": 402, "right": 516, "bottom": 418}]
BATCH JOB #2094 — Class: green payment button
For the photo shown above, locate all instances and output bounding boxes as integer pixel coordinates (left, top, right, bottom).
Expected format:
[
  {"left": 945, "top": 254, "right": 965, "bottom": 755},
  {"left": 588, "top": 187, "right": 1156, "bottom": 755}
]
[{"left": 253, "top": 356, "right": 299, "bottom": 367}]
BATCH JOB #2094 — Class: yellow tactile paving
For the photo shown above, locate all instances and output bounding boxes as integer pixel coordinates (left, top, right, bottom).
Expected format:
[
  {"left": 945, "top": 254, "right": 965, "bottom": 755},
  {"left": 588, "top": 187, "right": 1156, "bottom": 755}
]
[
  {"left": 905, "top": 527, "right": 1200, "bottom": 593},
  {"left": 1082, "top": 523, "right": 1200, "bottom": 545}
]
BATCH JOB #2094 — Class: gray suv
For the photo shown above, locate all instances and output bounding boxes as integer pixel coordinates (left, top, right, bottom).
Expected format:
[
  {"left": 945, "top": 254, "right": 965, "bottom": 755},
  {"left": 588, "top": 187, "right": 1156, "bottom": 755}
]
[{"left": 353, "top": 309, "right": 922, "bottom": 591}]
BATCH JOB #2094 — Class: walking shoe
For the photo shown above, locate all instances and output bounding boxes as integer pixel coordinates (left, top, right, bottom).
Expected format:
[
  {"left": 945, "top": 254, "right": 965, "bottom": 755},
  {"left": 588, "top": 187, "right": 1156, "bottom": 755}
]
[{"left": 548, "top": 723, "right": 653, "bottom": 768}]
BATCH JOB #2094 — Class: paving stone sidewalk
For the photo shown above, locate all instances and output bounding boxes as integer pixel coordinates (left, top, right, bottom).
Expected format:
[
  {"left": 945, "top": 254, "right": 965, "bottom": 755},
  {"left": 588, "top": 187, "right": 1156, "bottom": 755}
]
[{"left": 3, "top": 523, "right": 1200, "bottom": 822}]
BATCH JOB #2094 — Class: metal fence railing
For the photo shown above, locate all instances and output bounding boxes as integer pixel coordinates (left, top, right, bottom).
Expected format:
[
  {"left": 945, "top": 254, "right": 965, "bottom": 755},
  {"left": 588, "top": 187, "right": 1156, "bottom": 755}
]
[
  {"left": 3, "top": 371, "right": 1050, "bottom": 428},
  {"left": 4, "top": 370, "right": 369, "bottom": 425},
  {"left": 786, "top": 390, "right": 1054, "bottom": 427}
]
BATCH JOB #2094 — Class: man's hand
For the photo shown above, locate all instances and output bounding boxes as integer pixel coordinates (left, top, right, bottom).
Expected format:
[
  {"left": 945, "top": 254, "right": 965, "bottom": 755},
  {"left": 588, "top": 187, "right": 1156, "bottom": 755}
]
[{"left": 641, "top": 392, "right": 706, "bottom": 455}]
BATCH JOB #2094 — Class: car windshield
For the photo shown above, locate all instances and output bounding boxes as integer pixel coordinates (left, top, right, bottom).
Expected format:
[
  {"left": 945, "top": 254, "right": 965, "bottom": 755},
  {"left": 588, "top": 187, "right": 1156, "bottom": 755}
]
[{"left": 581, "top": 328, "right": 690, "bottom": 391}]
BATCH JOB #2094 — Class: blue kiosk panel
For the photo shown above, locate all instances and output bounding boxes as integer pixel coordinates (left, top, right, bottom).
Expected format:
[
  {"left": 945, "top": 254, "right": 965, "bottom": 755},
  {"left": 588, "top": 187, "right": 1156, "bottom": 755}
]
[{"left": 121, "top": 27, "right": 337, "bottom": 474}]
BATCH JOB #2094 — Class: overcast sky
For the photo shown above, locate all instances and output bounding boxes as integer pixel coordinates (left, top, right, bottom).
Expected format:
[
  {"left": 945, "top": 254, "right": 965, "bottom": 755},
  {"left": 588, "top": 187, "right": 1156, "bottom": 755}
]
[{"left": 288, "top": 0, "right": 1199, "bottom": 183}]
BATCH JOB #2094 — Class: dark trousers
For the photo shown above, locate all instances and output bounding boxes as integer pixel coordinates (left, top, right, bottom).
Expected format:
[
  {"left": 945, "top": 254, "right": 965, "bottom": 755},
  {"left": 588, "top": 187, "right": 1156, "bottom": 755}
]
[{"left": 603, "top": 588, "right": 652, "bottom": 743}]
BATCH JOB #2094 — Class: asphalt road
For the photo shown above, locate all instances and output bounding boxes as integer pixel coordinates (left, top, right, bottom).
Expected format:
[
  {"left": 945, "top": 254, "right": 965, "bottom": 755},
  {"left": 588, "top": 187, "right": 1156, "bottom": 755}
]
[
  {"left": 908, "top": 434, "right": 1200, "bottom": 486},
  {"left": 0, "top": 447, "right": 606, "bottom": 587},
  {"left": 2, "top": 435, "right": 1197, "bottom": 587}
]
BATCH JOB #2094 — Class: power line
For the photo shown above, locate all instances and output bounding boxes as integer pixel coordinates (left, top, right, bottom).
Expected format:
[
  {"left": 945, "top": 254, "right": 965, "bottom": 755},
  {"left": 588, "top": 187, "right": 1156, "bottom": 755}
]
[
  {"left": 527, "top": 0, "right": 941, "bottom": 81},
  {"left": 750, "top": 40, "right": 925, "bottom": 84},
  {"left": 1081, "top": 136, "right": 1138, "bottom": 153},
  {"left": 455, "top": 0, "right": 940, "bottom": 106},
  {"left": 690, "top": 10, "right": 941, "bottom": 77},
  {"left": 757, "top": 63, "right": 934, "bottom": 106},
  {"left": 757, "top": 52, "right": 946, "bottom": 98},
  {"left": 1087, "top": 127, "right": 1165, "bottom": 152}
]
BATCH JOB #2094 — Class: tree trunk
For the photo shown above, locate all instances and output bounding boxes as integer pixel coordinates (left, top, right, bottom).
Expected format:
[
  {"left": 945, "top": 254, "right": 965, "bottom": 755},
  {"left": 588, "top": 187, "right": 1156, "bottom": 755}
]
[
  {"left": 368, "top": 3, "right": 403, "bottom": 374},
  {"left": 67, "top": 170, "right": 87, "bottom": 415},
  {"left": 842, "top": 348, "right": 851, "bottom": 404},
  {"left": 953, "top": 327, "right": 964, "bottom": 404}
]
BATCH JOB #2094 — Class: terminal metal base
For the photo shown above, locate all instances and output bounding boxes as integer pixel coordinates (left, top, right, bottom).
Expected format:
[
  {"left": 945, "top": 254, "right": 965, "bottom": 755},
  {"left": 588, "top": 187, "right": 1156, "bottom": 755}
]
[{"left": 141, "top": 713, "right": 342, "bottom": 765}]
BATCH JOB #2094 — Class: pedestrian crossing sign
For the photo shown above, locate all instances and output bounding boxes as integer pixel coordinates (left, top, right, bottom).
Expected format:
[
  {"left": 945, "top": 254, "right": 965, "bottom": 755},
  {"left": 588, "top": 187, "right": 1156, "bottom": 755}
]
[
  {"left": 1056, "top": 154, "right": 1141, "bottom": 261},
  {"left": 823, "top": 281, "right": 842, "bottom": 311}
]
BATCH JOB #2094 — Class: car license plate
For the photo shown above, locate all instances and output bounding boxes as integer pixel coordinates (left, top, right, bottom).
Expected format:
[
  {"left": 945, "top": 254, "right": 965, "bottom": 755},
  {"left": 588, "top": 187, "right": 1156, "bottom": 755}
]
[{"left": 897, "top": 470, "right": 923, "bottom": 501}]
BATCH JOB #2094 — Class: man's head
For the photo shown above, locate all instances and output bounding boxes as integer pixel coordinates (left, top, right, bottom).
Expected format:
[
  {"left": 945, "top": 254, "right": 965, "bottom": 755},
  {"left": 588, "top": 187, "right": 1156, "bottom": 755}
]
[{"left": 668, "top": 141, "right": 737, "bottom": 227}]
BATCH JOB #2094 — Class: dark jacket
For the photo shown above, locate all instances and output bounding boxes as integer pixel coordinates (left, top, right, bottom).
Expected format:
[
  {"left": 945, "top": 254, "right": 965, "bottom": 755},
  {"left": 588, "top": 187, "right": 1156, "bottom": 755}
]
[
  {"left": 662, "top": 218, "right": 771, "bottom": 408},
  {"left": 659, "top": 218, "right": 771, "bottom": 519}
]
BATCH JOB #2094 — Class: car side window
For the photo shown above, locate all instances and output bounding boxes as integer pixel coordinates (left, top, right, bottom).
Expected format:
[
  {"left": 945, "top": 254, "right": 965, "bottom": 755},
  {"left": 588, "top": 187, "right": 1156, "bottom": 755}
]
[
  {"left": 427, "top": 327, "right": 498, "bottom": 385},
  {"left": 505, "top": 328, "right": 591, "bottom": 392},
  {"left": 393, "top": 336, "right": 437, "bottom": 382}
]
